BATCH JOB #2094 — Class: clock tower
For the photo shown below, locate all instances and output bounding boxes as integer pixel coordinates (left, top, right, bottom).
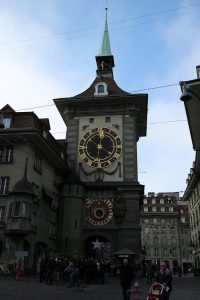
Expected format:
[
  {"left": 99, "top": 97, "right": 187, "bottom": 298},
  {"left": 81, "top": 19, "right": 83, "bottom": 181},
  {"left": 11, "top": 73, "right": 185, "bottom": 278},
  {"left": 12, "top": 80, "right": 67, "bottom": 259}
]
[{"left": 54, "top": 9, "right": 148, "bottom": 258}]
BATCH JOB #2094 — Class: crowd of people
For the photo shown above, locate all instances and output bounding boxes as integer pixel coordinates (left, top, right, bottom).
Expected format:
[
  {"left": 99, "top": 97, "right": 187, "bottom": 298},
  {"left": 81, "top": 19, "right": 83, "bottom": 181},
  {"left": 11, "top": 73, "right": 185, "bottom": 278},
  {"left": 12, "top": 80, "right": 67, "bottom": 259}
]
[
  {"left": 37, "top": 256, "right": 112, "bottom": 287},
  {"left": 34, "top": 257, "right": 173, "bottom": 300}
]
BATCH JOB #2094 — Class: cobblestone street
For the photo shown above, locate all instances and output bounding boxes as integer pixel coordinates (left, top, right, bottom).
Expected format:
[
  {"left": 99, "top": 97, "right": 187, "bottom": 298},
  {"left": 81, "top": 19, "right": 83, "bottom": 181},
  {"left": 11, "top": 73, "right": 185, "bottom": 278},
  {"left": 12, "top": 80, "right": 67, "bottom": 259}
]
[{"left": 0, "top": 274, "right": 199, "bottom": 300}]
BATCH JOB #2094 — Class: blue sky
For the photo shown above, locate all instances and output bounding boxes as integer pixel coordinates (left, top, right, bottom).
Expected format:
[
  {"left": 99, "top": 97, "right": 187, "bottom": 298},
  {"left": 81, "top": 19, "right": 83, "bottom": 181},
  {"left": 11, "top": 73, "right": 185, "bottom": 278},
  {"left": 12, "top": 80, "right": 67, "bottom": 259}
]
[{"left": 0, "top": 0, "right": 199, "bottom": 194}]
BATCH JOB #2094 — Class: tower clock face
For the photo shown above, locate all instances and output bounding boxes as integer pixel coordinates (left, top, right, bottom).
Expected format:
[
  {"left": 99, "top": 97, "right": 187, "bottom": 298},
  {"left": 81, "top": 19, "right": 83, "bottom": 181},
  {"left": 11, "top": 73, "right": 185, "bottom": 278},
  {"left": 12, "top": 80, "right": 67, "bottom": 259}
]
[
  {"left": 85, "top": 199, "right": 113, "bottom": 225},
  {"left": 78, "top": 127, "right": 122, "bottom": 168}
]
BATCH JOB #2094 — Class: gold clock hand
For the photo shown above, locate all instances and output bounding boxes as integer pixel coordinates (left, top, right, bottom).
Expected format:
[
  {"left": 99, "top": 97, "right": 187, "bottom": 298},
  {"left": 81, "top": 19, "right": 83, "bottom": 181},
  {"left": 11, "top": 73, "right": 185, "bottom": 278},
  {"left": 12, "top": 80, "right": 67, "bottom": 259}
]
[
  {"left": 88, "top": 139, "right": 98, "bottom": 147},
  {"left": 98, "top": 128, "right": 105, "bottom": 140}
]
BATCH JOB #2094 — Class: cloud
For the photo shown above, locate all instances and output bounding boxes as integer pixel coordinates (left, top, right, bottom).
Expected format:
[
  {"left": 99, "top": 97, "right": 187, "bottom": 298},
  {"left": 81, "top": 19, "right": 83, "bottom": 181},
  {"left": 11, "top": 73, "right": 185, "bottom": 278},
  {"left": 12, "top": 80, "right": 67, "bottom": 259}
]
[{"left": 138, "top": 3, "right": 199, "bottom": 193}]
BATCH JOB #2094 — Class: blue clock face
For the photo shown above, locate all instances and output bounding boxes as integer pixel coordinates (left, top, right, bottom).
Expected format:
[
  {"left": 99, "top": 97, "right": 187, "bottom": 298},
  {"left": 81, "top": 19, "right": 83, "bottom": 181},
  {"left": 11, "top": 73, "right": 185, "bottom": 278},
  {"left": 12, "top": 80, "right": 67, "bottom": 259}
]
[{"left": 78, "top": 127, "right": 122, "bottom": 168}]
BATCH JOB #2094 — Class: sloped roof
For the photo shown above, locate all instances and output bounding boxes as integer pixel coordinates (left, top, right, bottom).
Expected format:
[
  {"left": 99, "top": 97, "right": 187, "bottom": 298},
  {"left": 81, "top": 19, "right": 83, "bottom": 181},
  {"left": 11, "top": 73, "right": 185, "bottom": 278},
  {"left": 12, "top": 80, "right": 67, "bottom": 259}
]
[
  {"left": 11, "top": 158, "right": 35, "bottom": 195},
  {"left": 0, "top": 104, "right": 15, "bottom": 113},
  {"left": 74, "top": 76, "right": 129, "bottom": 98}
]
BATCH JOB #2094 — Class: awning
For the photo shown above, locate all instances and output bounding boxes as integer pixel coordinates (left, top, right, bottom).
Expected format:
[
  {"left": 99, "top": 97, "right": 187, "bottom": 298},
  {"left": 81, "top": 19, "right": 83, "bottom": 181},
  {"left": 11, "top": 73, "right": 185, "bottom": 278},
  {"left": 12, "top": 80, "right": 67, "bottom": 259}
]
[{"left": 114, "top": 247, "right": 136, "bottom": 256}]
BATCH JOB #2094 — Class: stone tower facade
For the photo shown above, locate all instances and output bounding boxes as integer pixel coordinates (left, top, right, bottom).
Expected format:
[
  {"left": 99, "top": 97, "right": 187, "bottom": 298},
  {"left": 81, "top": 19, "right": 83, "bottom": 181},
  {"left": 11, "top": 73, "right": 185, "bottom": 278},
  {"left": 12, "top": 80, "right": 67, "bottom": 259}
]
[{"left": 54, "top": 10, "right": 148, "bottom": 258}]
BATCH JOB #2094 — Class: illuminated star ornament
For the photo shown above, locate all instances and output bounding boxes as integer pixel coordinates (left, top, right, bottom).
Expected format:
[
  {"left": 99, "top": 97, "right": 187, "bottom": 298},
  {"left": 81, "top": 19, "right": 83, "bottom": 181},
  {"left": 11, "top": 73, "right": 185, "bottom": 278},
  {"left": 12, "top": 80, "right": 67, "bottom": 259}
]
[{"left": 92, "top": 238, "right": 103, "bottom": 250}]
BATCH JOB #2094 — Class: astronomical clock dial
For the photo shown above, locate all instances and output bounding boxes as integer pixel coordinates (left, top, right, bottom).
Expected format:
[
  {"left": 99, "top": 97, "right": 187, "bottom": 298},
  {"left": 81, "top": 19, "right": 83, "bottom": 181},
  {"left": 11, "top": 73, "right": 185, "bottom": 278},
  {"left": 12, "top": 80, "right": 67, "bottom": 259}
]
[
  {"left": 78, "top": 127, "right": 122, "bottom": 168},
  {"left": 85, "top": 199, "right": 113, "bottom": 225}
]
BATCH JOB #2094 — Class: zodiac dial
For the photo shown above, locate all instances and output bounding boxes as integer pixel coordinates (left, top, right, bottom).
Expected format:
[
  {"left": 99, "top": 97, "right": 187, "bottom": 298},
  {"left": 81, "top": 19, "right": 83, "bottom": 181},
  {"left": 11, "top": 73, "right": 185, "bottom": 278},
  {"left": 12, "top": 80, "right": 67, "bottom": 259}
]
[{"left": 85, "top": 199, "right": 113, "bottom": 225}]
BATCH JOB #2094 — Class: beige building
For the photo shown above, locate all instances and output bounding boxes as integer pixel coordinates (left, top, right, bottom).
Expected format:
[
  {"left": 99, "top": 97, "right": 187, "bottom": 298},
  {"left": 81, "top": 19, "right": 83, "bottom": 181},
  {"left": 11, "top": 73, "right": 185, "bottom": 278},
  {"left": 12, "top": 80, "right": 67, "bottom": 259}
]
[
  {"left": 182, "top": 159, "right": 200, "bottom": 274},
  {"left": 0, "top": 104, "right": 70, "bottom": 272},
  {"left": 140, "top": 192, "right": 191, "bottom": 271}
]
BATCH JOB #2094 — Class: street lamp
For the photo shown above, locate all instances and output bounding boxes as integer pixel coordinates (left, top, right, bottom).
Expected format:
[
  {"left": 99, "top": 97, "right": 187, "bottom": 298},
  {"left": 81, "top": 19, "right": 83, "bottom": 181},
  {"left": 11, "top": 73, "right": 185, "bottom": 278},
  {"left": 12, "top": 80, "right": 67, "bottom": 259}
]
[
  {"left": 179, "top": 79, "right": 200, "bottom": 151},
  {"left": 180, "top": 84, "right": 200, "bottom": 102}
]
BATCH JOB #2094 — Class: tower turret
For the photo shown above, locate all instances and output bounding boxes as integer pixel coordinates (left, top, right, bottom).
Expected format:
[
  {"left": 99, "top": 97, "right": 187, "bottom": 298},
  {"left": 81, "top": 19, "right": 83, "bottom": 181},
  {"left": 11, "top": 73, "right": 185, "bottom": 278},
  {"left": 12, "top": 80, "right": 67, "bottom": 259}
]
[{"left": 95, "top": 8, "right": 115, "bottom": 78}]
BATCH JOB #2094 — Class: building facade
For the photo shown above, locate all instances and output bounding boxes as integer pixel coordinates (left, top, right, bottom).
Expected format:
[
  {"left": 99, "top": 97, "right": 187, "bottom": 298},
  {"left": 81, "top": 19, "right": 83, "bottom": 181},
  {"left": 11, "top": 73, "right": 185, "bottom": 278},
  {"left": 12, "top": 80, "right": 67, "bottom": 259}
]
[
  {"left": 0, "top": 104, "right": 70, "bottom": 272},
  {"left": 180, "top": 65, "right": 200, "bottom": 275},
  {"left": 182, "top": 159, "right": 200, "bottom": 274},
  {"left": 140, "top": 192, "right": 191, "bottom": 271}
]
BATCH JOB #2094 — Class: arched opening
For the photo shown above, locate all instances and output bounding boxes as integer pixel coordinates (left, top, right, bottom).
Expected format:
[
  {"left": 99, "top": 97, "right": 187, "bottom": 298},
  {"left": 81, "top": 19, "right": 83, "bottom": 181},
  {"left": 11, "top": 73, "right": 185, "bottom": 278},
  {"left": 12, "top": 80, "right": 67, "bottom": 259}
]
[
  {"left": 33, "top": 242, "right": 47, "bottom": 274},
  {"left": 85, "top": 235, "right": 111, "bottom": 258},
  {"left": 98, "top": 84, "right": 104, "bottom": 93}
]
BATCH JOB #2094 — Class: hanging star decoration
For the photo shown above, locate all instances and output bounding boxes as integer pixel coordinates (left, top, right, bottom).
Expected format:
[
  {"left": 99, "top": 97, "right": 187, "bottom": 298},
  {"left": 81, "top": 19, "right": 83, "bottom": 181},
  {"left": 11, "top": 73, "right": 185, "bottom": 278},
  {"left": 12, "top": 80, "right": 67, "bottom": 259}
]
[{"left": 92, "top": 238, "right": 103, "bottom": 250}]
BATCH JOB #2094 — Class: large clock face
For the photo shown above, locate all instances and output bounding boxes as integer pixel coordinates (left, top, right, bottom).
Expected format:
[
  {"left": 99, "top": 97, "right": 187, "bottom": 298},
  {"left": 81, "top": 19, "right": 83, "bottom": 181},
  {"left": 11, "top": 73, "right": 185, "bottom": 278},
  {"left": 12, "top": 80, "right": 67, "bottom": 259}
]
[
  {"left": 85, "top": 199, "right": 113, "bottom": 225},
  {"left": 78, "top": 127, "right": 122, "bottom": 168}
]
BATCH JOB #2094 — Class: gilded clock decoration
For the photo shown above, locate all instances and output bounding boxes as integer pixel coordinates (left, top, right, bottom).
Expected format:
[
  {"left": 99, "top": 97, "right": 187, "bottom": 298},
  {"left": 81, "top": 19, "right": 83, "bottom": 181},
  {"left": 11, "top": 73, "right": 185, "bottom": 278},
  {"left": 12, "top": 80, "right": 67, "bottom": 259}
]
[
  {"left": 78, "top": 127, "right": 122, "bottom": 168},
  {"left": 85, "top": 199, "right": 113, "bottom": 225}
]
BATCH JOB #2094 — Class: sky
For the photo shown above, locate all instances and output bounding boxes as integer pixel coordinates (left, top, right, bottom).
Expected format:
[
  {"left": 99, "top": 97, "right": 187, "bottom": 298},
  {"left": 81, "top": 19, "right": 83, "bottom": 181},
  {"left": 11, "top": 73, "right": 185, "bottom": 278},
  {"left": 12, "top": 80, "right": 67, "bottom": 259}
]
[{"left": 0, "top": 0, "right": 199, "bottom": 195}]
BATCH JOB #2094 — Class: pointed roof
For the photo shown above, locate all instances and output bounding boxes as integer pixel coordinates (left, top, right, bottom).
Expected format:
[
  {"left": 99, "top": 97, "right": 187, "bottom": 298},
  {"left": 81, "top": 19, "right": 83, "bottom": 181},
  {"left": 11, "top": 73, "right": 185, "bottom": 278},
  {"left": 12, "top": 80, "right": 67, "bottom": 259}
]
[
  {"left": 95, "top": 8, "right": 115, "bottom": 78},
  {"left": 97, "top": 8, "right": 112, "bottom": 57},
  {"left": 11, "top": 158, "right": 35, "bottom": 195},
  {"left": 0, "top": 104, "right": 15, "bottom": 113}
]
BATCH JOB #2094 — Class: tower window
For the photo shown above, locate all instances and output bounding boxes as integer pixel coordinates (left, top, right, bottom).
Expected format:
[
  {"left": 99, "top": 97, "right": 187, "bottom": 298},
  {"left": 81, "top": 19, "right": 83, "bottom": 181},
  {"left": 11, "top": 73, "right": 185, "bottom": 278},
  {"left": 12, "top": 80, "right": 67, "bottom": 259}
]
[
  {"left": 105, "top": 116, "right": 111, "bottom": 123},
  {"left": 98, "top": 85, "right": 104, "bottom": 93},
  {"left": 94, "top": 82, "right": 108, "bottom": 96},
  {"left": 89, "top": 118, "right": 94, "bottom": 123}
]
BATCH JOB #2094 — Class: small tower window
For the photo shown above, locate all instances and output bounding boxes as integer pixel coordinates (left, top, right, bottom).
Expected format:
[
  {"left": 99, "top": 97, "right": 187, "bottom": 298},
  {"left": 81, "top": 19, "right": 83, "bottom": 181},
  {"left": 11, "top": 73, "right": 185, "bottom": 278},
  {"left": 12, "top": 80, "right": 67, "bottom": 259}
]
[
  {"left": 98, "top": 85, "right": 104, "bottom": 93},
  {"left": 89, "top": 118, "right": 94, "bottom": 123},
  {"left": 105, "top": 116, "right": 111, "bottom": 123},
  {"left": 94, "top": 82, "right": 108, "bottom": 96}
]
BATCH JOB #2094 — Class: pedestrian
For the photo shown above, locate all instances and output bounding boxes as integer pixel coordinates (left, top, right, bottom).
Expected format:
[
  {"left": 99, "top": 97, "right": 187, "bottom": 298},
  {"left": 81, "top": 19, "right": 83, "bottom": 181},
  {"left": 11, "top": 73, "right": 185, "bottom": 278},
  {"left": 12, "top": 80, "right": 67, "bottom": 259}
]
[
  {"left": 155, "top": 262, "right": 172, "bottom": 300},
  {"left": 177, "top": 265, "right": 182, "bottom": 277},
  {"left": 39, "top": 258, "right": 46, "bottom": 283},
  {"left": 46, "top": 258, "right": 55, "bottom": 285},
  {"left": 128, "top": 282, "right": 141, "bottom": 300},
  {"left": 65, "top": 260, "right": 77, "bottom": 287},
  {"left": 146, "top": 263, "right": 152, "bottom": 284},
  {"left": 120, "top": 259, "right": 134, "bottom": 300},
  {"left": 15, "top": 264, "right": 22, "bottom": 281}
]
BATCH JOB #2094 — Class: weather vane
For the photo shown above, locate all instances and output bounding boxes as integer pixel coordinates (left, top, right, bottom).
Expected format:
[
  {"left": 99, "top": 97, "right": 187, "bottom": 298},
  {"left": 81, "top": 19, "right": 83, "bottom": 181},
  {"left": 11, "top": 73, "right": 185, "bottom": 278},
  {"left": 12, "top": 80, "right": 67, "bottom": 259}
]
[{"left": 105, "top": 0, "right": 108, "bottom": 10}]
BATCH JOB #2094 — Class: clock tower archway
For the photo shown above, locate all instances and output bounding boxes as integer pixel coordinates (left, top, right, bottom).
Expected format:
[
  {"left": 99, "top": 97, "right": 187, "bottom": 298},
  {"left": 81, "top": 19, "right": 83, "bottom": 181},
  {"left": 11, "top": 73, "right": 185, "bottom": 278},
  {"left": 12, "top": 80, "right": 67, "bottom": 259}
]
[{"left": 85, "top": 235, "right": 111, "bottom": 258}]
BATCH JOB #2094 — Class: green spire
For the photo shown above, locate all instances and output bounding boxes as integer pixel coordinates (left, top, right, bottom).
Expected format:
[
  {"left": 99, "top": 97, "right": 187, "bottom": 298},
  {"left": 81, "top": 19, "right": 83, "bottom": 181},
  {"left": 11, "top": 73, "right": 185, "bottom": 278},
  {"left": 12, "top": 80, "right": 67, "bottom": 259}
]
[{"left": 98, "top": 8, "right": 112, "bottom": 56}]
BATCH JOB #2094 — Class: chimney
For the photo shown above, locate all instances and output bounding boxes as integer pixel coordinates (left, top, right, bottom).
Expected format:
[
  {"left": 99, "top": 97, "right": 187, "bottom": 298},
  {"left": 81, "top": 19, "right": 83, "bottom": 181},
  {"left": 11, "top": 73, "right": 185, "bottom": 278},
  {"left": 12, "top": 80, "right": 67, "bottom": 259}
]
[
  {"left": 196, "top": 65, "right": 200, "bottom": 79},
  {"left": 0, "top": 115, "right": 5, "bottom": 129}
]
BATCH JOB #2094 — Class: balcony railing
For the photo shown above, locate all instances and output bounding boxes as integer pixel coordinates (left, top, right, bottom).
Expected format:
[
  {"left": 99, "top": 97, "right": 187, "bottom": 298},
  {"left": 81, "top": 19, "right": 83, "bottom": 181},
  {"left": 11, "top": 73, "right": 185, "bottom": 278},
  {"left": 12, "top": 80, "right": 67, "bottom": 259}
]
[{"left": 6, "top": 217, "right": 31, "bottom": 235}]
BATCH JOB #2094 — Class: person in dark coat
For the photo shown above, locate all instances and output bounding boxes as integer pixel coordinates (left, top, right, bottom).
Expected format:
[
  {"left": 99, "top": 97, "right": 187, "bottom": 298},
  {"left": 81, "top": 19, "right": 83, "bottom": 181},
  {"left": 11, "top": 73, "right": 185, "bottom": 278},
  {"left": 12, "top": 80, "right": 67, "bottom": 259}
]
[
  {"left": 120, "top": 259, "right": 134, "bottom": 300},
  {"left": 155, "top": 262, "right": 172, "bottom": 300}
]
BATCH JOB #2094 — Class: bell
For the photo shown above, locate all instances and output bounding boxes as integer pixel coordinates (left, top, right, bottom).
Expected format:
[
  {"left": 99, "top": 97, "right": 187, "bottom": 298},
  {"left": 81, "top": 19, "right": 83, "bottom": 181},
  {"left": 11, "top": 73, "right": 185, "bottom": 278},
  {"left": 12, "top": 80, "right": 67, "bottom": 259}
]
[{"left": 0, "top": 115, "right": 5, "bottom": 128}]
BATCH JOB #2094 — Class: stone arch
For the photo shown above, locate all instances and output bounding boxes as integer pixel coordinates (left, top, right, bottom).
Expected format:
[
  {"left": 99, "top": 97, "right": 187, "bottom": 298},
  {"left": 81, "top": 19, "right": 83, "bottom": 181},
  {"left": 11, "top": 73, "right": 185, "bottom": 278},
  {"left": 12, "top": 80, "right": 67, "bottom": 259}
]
[{"left": 33, "top": 242, "right": 48, "bottom": 274}]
